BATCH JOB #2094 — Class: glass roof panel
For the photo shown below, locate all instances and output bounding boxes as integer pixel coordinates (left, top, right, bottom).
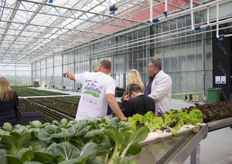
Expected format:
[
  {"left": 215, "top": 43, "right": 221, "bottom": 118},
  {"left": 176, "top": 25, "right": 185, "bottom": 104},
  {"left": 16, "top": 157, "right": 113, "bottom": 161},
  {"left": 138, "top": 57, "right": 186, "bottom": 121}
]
[{"left": 0, "top": 0, "right": 223, "bottom": 65}]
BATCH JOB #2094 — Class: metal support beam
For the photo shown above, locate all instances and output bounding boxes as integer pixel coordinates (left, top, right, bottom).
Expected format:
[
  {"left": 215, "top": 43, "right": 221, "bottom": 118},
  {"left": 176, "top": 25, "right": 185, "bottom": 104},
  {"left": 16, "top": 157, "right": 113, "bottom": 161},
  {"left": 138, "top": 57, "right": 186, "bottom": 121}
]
[
  {"left": 0, "top": 19, "right": 108, "bottom": 35},
  {"left": 159, "top": 0, "right": 230, "bottom": 23},
  {"left": 20, "top": 0, "right": 142, "bottom": 24},
  {"left": 202, "top": 30, "right": 206, "bottom": 101},
  {"left": 190, "top": 144, "right": 200, "bottom": 164},
  {"left": 150, "top": 0, "right": 153, "bottom": 22},
  {"left": 165, "top": 0, "right": 167, "bottom": 13},
  {"left": 190, "top": 0, "right": 194, "bottom": 30},
  {"left": 216, "top": 3, "right": 219, "bottom": 38},
  {"left": 0, "top": 0, "right": 20, "bottom": 45}
]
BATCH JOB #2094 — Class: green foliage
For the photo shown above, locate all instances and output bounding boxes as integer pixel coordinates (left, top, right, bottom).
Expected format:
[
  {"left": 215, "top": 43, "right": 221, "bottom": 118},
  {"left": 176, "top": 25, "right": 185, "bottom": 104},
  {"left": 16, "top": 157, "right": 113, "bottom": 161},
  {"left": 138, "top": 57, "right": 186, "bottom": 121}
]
[
  {"left": 11, "top": 86, "right": 68, "bottom": 96},
  {"left": 0, "top": 117, "right": 148, "bottom": 164},
  {"left": 103, "top": 118, "right": 149, "bottom": 164},
  {"left": 188, "top": 109, "right": 203, "bottom": 124},
  {"left": 18, "top": 99, "right": 73, "bottom": 124},
  {"left": 0, "top": 123, "right": 32, "bottom": 155},
  {"left": 183, "top": 100, "right": 232, "bottom": 122},
  {"left": 126, "top": 109, "right": 203, "bottom": 136}
]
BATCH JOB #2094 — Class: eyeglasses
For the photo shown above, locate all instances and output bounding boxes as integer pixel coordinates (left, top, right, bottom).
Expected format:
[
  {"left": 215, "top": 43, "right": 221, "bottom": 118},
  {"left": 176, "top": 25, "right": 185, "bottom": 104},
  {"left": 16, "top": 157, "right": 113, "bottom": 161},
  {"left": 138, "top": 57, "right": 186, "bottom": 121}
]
[{"left": 147, "top": 65, "right": 154, "bottom": 68}]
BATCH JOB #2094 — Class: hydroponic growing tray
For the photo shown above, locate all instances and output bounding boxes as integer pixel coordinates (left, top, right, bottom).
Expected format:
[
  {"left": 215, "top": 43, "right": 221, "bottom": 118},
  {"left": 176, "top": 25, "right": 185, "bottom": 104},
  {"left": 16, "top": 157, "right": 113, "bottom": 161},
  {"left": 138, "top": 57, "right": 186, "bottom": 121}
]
[{"left": 131, "top": 117, "right": 232, "bottom": 164}]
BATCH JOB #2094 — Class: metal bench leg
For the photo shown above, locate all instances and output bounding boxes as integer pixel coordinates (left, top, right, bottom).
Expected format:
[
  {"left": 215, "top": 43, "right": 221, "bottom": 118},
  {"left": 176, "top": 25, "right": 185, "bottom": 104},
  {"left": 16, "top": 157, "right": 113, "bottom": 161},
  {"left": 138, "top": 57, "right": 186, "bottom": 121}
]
[{"left": 190, "top": 144, "right": 200, "bottom": 164}]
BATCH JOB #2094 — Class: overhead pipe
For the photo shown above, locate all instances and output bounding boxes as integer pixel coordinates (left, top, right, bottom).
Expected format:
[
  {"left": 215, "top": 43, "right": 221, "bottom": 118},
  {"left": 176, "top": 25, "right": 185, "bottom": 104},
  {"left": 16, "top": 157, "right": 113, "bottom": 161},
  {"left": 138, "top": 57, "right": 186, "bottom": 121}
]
[
  {"left": 164, "top": 0, "right": 168, "bottom": 17},
  {"left": 65, "top": 21, "right": 232, "bottom": 57},
  {"left": 190, "top": 0, "right": 194, "bottom": 30},
  {"left": 116, "top": 0, "right": 136, "bottom": 8},
  {"left": 65, "top": 0, "right": 230, "bottom": 51},
  {"left": 150, "top": 0, "right": 153, "bottom": 22},
  {"left": 57, "top": 0, "right": 231, "bottom": 54},
  {"left": 204, "top": 6, "right": 211, "bottom": 30},
  {"left": 224, "top": 34, "right": 232, "bottom": 38},
  {"left": 200, "top": 17, "right": 232, "bottom": 29},
  {"left": 158, "top": 0, "right": 229, "bottom": 23},
  {"left": 165, "top": 0, "right": 167, "bottom": 12},
  {"left": 37, "top": 23, "right": 232, "bottom": 59},
  {"left": 64, "top": 18, "right": 232, "bottom": 56},
  {"left": 216, "top": 3, "right": 219, "bottom": 38},
  {"left": 108, "top": 0, "right": 111, "bottom": 10},
  {"left": 66, "top": 25, "right": 232, "bottom": 59}
]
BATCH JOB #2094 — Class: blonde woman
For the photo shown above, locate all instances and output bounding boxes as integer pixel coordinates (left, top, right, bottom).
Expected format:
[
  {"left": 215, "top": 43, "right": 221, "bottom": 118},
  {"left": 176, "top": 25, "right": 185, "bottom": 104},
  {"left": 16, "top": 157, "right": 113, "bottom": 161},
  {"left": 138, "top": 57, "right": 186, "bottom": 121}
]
[
  {"left": 0, "top": 77, "right": 19, "bottom": 127},
  {"left": 121, "top": 69, "right": 144, "bottom": 101}
]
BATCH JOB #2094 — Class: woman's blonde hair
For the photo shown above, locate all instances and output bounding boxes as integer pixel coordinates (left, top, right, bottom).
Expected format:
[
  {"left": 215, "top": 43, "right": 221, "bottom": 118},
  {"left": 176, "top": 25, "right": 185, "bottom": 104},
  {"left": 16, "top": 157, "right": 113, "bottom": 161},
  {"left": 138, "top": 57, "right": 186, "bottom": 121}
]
[
  {"left": 128, "top": 69, "right": 144, "bottom": 91},
  {"left": 0, "top": 77, "right": 15, "bottom": 101}
]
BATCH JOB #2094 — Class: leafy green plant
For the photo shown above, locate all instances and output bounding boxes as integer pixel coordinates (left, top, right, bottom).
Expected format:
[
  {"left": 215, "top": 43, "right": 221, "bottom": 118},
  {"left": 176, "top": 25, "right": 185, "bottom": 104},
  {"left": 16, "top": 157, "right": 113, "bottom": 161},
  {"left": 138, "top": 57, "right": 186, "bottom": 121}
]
[
  {"left": 183, "top": 100, "right": 232, "bottom": 122},
  {"left": 11, "top": 86, "right": 68, "bottom": 96},
  {"left": 18, "top": 99, "right": 72, "bottom": 123},
  {"left": 0, "top": 123, "right": 32, "bottom": 155},
  {"left": 0, "top": 117, "right": 149, "bottom": 164},
  {"left": 126, "top": 109, "right": 203, "bottom": 136}
]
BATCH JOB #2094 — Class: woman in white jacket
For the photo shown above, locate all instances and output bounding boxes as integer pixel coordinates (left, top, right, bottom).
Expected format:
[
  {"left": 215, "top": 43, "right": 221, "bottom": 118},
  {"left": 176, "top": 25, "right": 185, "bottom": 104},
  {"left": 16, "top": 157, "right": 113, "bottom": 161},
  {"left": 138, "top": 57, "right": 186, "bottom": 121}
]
[{"left": 144, "top": 60, "right": 172, "bottom": 114}]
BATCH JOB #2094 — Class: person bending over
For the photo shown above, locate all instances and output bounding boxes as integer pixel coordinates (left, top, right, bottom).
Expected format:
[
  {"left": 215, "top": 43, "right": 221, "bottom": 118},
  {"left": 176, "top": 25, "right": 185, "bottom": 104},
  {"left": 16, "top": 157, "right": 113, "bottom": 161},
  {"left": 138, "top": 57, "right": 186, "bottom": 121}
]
[
  {"left": 121, "top": 69, "right": 144, "bottom": 102},
  {"left": 121, "top": 84, "right": 155, "bottom": 117}
]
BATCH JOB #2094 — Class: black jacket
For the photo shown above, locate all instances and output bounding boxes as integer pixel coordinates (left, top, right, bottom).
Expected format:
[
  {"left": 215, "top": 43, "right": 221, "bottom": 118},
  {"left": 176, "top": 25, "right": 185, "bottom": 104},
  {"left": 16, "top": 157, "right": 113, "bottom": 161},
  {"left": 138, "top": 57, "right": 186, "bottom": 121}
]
[
  {"left": 121, "top": 95, "right": 155, "bottom": 117},
  {"left": 0, "top": 92, "right": 19, "bottom": 127}
]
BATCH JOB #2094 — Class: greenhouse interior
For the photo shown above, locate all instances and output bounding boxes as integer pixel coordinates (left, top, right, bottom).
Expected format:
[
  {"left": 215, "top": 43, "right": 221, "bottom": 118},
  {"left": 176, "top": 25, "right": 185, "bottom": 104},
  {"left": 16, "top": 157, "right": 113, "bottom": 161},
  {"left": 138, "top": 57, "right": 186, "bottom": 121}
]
[{"left": 0, "top": 0, "right": 231, "bottom": 163}]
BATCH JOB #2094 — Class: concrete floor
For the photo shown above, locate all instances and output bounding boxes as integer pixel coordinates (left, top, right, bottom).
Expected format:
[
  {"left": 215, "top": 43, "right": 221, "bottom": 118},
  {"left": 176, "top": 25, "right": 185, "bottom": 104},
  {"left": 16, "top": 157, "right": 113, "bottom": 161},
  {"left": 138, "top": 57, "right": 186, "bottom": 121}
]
[{"left": 184, "top": 127, "right": 232, "bottom": 164}]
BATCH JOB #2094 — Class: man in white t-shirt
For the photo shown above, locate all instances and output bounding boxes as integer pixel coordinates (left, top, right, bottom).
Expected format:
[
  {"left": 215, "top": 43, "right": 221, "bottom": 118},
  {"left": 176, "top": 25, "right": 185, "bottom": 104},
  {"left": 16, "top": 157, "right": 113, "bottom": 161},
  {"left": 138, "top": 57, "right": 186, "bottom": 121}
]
[{"left": 63, "top": 59, "right": 125, "bottom": 120}]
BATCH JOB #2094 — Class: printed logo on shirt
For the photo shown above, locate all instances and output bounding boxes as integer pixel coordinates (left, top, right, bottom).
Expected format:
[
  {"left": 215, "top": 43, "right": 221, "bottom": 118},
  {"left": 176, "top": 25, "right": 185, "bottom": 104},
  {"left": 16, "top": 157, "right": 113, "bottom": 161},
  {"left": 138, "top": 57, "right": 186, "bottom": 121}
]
[
  {"left": 83, "top": 80, "right": 101, "bottom": 98},
  {"left": 82, "top": 96, "right": 98, "bottom": 105}
]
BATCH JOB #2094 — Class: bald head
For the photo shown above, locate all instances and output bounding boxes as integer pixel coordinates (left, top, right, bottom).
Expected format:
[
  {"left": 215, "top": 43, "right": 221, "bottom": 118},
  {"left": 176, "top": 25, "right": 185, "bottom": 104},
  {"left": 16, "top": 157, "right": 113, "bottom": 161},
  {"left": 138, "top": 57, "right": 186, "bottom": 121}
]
[
  {"left": 100, "top": 59, "right": 111, "bottom": 69},
  {"left": 99, "top": 59, "right": 112, "bottom": 74}
]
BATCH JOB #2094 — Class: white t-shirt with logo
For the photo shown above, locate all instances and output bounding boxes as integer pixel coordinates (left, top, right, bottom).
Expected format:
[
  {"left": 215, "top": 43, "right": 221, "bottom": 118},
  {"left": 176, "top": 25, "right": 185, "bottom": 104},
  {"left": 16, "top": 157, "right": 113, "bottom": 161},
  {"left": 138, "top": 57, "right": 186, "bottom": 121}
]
[{"left": 75, "top": 72, "right": 116, "bottom": 120}]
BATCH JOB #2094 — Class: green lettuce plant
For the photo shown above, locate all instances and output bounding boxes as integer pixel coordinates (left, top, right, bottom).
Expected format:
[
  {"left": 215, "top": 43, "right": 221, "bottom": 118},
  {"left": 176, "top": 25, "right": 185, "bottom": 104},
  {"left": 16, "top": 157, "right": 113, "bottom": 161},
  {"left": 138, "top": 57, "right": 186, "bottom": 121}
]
[{"left": 126, "top": 109, "right": 203, "bottom": 136}]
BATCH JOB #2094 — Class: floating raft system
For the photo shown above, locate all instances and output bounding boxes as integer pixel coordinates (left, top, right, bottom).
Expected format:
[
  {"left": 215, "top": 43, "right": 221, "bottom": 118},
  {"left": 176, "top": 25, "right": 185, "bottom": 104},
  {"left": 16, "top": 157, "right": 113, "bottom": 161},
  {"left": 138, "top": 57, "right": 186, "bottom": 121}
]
[{"left": 132, "top": 117, "right": 232, "bottom": 164}]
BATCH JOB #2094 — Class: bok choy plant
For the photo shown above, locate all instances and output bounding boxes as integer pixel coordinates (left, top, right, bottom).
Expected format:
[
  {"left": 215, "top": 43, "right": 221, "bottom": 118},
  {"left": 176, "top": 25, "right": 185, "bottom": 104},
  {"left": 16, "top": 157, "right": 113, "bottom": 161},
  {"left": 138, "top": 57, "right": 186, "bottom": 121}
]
[{"left": 0, "top": 117, "right": 149, "bottom": 164}]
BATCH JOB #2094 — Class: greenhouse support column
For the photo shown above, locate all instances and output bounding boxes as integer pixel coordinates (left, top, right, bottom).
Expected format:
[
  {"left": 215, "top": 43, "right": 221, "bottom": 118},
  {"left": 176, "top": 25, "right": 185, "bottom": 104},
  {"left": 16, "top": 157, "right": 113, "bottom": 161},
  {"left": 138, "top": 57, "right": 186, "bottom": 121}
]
[
  {"left": 15, "top": 62, "right": 16, "bottom": 86},
  {"left": 74, "top": 52, "right": 76, "bottom": 90},
  {"left": 46, "top": 58, "right": 47, "bottom": 87},
  {"left": 31, "top": 64, "right": 33, "bottom": 86},
  {"left": 123, "top": 49, "right": 127, "bottom": 89},
  {"left": 89, "top": 45, "right": 93, "bottom": 72},
  {"left": 112, "top": 53, "right": 114, "bottom": 78},
  {"left": 53, "top": 55, "right": 54, "bottom": 87},
  {"left": 112, "top": 38, "right": 115, "bottom": 79},
  {"left": 190, "top": 144, "right": 200, "bottom": 164},
  {"left": 202, "top": 26, "right": 206, "bottom": 101},
  {"left": 62, "top": 54, "right": 64, "bottom": 88},
  {"left": 40, "top": 60, "right": 41, "bottom": 87},
  {"left": 146, "top": 27, "right": 150, "bottom": 82}
]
